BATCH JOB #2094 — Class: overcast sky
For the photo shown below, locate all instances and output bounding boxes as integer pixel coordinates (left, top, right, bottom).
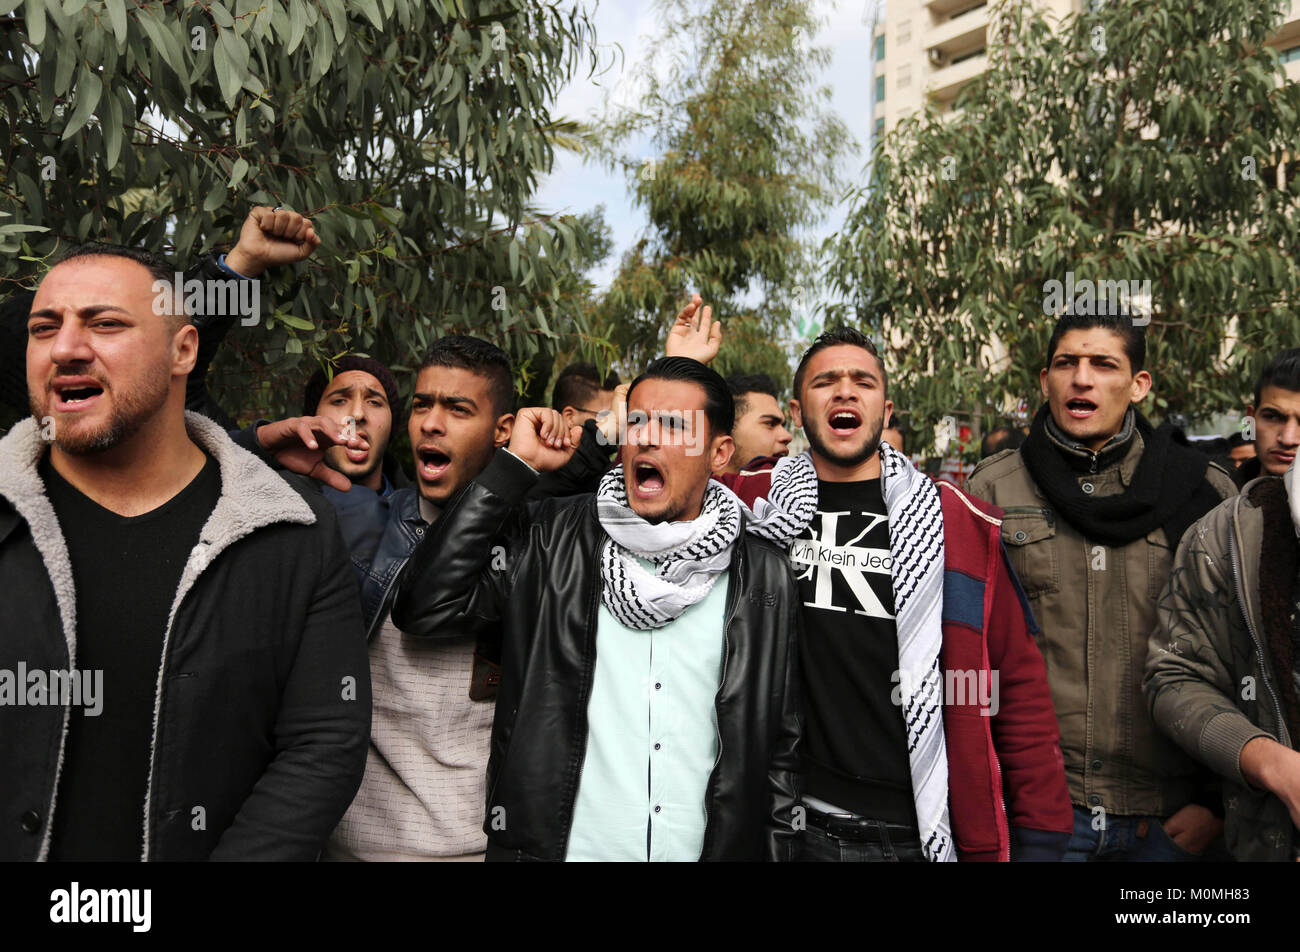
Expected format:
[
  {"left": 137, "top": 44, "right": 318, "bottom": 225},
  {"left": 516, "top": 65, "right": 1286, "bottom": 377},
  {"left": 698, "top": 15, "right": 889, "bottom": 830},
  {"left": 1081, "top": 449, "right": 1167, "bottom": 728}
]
[{"left": 533, "top": 0, "right": 883, "bottom": 291}]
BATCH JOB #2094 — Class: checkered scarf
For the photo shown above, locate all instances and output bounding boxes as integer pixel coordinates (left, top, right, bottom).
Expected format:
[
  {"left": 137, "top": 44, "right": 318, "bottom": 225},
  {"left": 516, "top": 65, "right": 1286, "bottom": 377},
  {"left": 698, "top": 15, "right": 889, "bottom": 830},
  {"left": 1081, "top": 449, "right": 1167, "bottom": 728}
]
[{"left": 595, "top": 466, "right": 742, "bottom": 630}]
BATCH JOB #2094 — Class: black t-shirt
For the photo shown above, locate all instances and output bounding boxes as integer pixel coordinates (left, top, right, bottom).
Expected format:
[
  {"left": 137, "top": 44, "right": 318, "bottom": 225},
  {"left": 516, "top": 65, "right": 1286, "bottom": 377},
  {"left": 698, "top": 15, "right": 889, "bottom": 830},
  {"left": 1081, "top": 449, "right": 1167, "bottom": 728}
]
[
  {"left": 42, "top": 451, "right": 221, "bottom": 861},
  {"left": 791, "top": 478, "right": 918, "bottom": 825}
]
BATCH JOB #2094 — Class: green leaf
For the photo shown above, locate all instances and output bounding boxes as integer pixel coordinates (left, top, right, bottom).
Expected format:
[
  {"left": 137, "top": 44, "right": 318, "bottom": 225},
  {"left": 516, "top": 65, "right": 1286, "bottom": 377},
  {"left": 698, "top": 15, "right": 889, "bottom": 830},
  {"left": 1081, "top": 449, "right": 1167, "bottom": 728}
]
[
  {"left": 213, "top": 31, "right": 243, "bottom": 106},
  {"left": 278, "top": 313, "right": 315, "bottom": 330},
  {"left": 25, "top": 0, "right": 47, "bottom": 46},
  {"left": 103, "top": 84, "right": 123, "bottom": 170},
  {"left": 209, "top": 0, "right": 234, "bottom": 28},
  {"left": 228, "top": 157, "right": 249, "bottom": 187},
  {"left": 105, "top": 0, "right": 127, "bottom": 48},
  {"left": 357, "top": 0, "right": 383, "bottom": 30},
  {"left": 284, "top": 336, "right": 304, "bottom": 354},
  {"left": 61, "top": 67, "right": 103, "bottom": 141},
  {"left": 286, "top": 0, "right": 307, "bottom": 54},
  {"left": 322, "top": 0, "right": 346, "bottom": 45},
  {"left": 203, "top": 179, "right": 226, "bottom": 212}
]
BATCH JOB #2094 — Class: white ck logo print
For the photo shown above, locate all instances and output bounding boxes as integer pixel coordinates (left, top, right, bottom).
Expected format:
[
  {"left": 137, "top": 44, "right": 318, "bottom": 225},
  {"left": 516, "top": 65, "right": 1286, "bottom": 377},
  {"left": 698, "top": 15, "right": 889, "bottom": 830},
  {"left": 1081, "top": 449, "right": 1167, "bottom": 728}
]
[{"left": 788, "top": 511, "right": 895, "bottom": 619}]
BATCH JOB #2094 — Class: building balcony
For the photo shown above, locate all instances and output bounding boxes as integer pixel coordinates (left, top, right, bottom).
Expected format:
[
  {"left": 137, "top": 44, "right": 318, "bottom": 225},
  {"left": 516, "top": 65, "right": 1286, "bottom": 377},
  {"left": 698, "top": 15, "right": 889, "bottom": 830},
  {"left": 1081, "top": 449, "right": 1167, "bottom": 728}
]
[{"left": 928, "top": 51, "right": 988, "bottom": 103}]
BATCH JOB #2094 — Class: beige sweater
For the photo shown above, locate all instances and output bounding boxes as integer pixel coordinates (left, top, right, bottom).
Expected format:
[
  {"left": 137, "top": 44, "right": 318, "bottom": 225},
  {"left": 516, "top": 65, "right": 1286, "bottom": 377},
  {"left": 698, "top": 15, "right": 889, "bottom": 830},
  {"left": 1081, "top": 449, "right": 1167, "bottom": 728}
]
[{"left": 328, "top": 499, "right": 494, "bottom": 861}]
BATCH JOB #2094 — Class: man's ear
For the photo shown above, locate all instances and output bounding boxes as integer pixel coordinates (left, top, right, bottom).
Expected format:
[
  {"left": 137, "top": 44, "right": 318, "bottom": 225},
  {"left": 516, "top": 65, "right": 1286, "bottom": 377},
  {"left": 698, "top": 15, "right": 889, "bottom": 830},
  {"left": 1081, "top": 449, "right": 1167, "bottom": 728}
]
[
  {"left": 172, "top": 323, "right": 199, "bottom": 377},
  {"left": 789, "top": 398, "right": 803, "bottom": 429},
  {"left": 1039, "top": 367, "right": 1050, "bottom": 400},
  {"left": 711, "top": 434, "right": 735, "bottom": 474},
  {"left": 495, "top": 413, "right": 515, "bottom": 447},
  {"left": 1130, "top": 370, "right": 1153, "bottom": 404},
  {"left": 560, "top": 405, "right": 579, "bottom": 430}
]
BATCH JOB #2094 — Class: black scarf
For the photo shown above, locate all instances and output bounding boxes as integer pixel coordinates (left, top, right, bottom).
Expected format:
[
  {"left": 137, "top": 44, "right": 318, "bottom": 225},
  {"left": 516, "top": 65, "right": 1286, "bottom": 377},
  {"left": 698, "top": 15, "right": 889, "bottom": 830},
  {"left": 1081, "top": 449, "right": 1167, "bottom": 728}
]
[{"left": 1021, "top": 404, "right": 1224, "bottom": 547}]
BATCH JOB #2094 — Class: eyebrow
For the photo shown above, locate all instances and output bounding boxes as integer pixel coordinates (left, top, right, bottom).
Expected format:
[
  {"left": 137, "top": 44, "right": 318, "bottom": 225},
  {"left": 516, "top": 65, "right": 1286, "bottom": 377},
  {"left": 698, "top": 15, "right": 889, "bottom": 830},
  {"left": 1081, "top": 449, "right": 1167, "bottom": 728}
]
[
  {"left": 28, "top": 305, "right": 131, "bottom": 321},
  {"left": 411, "top": 392, "right": 478, "bottom": 411},
  {"left": 810, "top": 367, "right": 877, "bottom": 385},
  {"left": 324, "top": 383, "right": 387, "bottom": 404},
  {"left": 759, "top": 413, "right": 785, "bottom": 424},
  {"left": 1052, "top": 352, "right": 1120, "bottom": 362}
]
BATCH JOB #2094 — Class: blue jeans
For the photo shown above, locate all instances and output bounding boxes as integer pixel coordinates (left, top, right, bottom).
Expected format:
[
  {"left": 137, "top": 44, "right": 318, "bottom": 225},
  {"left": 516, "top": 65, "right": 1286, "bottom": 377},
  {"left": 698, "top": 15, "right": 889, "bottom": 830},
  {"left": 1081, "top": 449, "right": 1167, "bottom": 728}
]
[
  {"left": 1061, "top": 805, "right": 1204, "bottom": 862},
  {"left": 794, "top": 820, "right": 926, "bottom": 862}
]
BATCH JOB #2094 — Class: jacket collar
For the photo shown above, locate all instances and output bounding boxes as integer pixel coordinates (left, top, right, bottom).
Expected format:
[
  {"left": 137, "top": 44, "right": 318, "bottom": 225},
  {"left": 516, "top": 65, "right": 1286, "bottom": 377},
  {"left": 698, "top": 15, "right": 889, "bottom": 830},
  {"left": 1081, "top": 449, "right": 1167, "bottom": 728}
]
[
  {"left": 0, "top": 411, "right": 317, "bottom": 656},
  {"left": 1045, "top": 406, "right": 1142, "bottom": 482}
]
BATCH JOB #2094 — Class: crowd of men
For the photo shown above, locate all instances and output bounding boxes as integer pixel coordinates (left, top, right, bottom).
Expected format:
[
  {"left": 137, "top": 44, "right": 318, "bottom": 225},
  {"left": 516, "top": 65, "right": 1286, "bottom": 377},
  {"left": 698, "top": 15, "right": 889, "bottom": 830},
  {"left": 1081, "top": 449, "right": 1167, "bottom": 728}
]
[{"left": 1, "top": 206, "right": 1298, "bottom": 862}]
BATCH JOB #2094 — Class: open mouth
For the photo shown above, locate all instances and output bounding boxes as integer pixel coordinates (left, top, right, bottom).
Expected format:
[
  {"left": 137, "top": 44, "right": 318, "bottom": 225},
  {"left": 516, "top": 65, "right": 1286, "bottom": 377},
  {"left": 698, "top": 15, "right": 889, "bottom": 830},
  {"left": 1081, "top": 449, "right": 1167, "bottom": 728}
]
[
  {"left": 1065, "top": 398, "right": 1097, "bottom": 419},
  {"left": 416, "top": 446, "right": 452, "bottom": 482},
  {"left": 52, "top": 379, "right": 105, "bottom": 412},
  {"left": 344, "top": 433, "right": 371, "bottom": 464},
  {"left": 827, "top": 407, "right": 862, "bottom": 435},
  {"left": 632, "top": 458, "right": 666, "bottom": 499}
]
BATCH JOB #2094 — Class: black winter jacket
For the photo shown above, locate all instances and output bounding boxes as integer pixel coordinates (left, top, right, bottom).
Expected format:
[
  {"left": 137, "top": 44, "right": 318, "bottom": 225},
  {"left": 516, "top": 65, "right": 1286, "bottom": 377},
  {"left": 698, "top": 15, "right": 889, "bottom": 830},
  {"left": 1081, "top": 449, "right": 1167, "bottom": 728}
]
[
  {"left": 0, "top": 413, "right": 372, "bottom": 861},
  {"left": 391, "top": 449, "right": 803, "bottom": 861}
]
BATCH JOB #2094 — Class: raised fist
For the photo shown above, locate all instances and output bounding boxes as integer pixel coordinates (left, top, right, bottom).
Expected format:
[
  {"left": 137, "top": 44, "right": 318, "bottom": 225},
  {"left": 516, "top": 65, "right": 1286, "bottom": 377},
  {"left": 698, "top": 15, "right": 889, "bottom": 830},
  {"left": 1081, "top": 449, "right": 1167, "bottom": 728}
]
[
  {"left": 508, "top": 407, "right": 583, "bottom": 473},
  {"left": 225, "top": 206, "right": 323, "bottom": 277}
]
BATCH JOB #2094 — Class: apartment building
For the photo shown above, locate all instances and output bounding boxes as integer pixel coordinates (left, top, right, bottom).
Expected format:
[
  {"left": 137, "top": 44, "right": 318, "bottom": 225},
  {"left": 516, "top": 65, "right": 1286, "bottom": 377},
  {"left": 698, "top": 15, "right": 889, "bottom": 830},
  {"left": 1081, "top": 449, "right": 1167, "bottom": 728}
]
[{"left": 870, "top": 0, "right": 1300, "bottom": 142}]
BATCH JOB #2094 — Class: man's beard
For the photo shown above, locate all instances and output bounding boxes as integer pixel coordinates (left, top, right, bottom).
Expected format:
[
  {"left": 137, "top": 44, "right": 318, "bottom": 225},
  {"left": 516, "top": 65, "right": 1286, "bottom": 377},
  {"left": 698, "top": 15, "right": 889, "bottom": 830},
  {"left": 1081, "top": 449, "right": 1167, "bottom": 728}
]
[
  {"left": 804, "top": 412, "right": 885, "bottom": 468},
  {"left": 31, "top": 365, "right": 172, "bottom": 455}
]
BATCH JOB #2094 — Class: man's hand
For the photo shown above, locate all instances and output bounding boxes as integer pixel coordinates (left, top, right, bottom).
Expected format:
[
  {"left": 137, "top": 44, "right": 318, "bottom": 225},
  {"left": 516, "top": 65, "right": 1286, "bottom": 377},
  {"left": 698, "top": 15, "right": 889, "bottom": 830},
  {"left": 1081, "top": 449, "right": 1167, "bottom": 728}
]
[
  {"left": 255, "top": 415, "right": 367, "bottom": 491},
  {"left": 225, "top": 206, "right": 322, "bottom": 277},
  {"left": 508, "top": 407, "right": 582, "bottom": 473},
  {"left": 1241, "top": 735, "right": 1300, "bottom": 834},
  {"left": 665, "top": 293, "right": 721, "bottom": 365},
  {"left": 1161, "top": 803, "right": 1222, "bottom": 855},
  {"left": 595, "top": 382, "right": 630, "bottom": 448}
]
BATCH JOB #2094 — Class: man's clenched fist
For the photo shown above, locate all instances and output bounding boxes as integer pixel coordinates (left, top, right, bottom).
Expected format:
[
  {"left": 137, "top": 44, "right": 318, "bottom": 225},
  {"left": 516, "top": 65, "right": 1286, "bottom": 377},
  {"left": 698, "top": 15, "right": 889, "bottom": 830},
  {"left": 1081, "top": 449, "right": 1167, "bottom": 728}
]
[
  {"left": 225, "top": 206, "right": 322, "bottom": 277},
  {"left": 508, "top": 407, "right": 583, "bottom": 473}
]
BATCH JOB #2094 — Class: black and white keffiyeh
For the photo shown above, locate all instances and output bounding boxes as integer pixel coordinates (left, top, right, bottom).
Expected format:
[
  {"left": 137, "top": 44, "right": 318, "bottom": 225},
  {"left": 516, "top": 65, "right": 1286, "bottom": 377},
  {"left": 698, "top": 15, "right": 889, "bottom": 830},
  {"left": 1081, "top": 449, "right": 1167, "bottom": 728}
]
[
  {"left": 745, "top": 444, "right": 955, "bottom": 863},
  {"left": 595, "top": 466, "right": 742, "bottom": 630}
]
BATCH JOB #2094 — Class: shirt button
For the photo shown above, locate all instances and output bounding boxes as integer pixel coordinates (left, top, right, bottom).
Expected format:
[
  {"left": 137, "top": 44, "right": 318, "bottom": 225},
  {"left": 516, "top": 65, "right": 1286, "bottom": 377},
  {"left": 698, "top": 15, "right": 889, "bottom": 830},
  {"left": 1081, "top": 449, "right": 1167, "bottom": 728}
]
[
  {"left": 1081, "top": 482, "right": 1095, "bottom": 494},
  {"left": 654, "top": 682, "right": 662, "bottom": 690},
  {"left": 1091, "top": 760, "right": 1103, "bottom": 770},
  {"left": 654, "top": 743, "right": 662, "bottom": 750},
  {"left": 1088, "top": 794, "right": 1102, "bottom": 806},
  {"left": 654, "top": 805, "right": 662, "bottom": 814},
  {"left": 1013, "top": 530, "right": 1027, "bottom": 542},
  {"left": 19, "top": 810, "right": 41, "bottom": 834}
]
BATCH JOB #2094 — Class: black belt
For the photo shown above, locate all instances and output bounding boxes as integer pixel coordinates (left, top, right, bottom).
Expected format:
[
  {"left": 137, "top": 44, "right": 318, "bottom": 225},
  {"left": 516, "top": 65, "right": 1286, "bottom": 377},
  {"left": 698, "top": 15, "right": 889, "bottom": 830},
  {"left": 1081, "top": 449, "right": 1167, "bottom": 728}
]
[{"left": 805, "top": 808, "right": 920, "bottom": 845}]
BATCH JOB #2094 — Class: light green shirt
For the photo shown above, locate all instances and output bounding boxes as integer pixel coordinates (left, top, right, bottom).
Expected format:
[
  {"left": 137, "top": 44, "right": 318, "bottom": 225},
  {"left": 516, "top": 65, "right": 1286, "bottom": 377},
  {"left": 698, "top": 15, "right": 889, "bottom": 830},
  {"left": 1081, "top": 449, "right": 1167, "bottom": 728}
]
[{"left": 565, "top": 569, "right": 729, "bottom": 862}]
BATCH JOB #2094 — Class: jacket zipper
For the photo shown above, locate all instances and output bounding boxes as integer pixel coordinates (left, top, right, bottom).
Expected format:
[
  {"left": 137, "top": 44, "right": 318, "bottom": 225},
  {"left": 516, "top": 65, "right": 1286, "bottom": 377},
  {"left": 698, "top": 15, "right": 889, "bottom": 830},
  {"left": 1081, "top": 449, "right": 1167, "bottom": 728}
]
[
  {"left": 1228, "top": 496, "right": 1291, "bottom": 748},
  {"left": 698, "top": 545, "right": 742, "bottom": 860}
]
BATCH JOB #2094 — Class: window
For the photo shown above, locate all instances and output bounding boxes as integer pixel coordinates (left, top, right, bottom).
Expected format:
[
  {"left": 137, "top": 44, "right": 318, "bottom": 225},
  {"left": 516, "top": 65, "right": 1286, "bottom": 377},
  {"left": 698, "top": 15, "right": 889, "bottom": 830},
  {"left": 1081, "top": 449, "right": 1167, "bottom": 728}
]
[
  {"left": 874, "top": 34, "right": 885, "bottom": 62},
  {"left": 874, "top": 117, "right": 886, "bottom": 137},
  {"left": 875, "top": 74, "right": 885, "bottom": 102},
  {"left": 897, "top": 19, "right": 911, "bottom": 45},
  {"left": 951, "top": 46, "right": 986, "bottom": 65},
  {"left": 1280, "top": 44, "right": 1300, "bottom": 64},
  {"left": 898, "top": 64, "right": 912, "bottom": 89}
]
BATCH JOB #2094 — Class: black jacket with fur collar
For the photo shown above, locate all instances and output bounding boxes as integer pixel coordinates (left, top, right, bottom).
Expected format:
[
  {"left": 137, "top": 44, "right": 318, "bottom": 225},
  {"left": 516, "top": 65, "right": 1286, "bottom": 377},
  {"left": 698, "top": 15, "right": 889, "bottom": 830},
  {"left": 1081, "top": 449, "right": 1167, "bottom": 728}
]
[{"left": 0, "top": 412, "right": 371, "bottom": 860}]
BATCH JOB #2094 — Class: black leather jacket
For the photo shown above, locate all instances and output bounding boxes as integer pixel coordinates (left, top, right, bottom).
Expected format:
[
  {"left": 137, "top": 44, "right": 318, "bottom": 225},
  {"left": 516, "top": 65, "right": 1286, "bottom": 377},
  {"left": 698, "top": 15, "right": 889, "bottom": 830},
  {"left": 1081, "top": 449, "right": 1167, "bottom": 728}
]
[{"left": 392, "top": 449, "right": 804, "bottom": 861}]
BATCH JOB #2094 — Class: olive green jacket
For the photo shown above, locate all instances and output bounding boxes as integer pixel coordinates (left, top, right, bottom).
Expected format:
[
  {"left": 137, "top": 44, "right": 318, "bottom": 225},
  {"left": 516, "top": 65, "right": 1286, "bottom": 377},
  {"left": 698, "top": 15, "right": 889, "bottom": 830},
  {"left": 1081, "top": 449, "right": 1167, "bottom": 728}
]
[
  {"left": 1144, "top": 478, "right": 1298, "bottom": 861},
  {"left": 967, "top": 419, "right": 1236, "bottom": 818}
]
